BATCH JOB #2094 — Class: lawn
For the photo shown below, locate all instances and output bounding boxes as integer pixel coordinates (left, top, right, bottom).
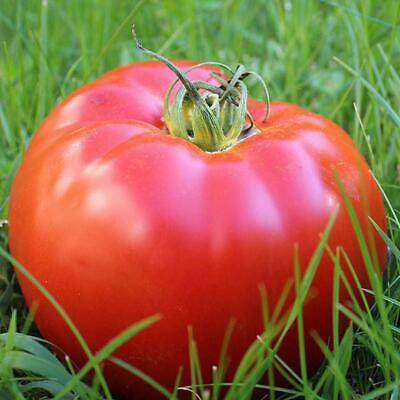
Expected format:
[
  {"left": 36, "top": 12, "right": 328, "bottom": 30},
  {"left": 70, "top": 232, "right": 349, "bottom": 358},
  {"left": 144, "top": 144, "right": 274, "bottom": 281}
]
[{"left": 0, "top": 0, "right": 400, "bottom": 398}]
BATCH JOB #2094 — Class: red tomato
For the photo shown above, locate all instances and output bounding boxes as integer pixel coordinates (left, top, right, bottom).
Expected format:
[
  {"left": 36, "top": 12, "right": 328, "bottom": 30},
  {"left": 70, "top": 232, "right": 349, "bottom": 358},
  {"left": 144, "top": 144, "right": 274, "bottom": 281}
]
[{"left": 8, "top": 60, "right": 386, "bottom": 399}]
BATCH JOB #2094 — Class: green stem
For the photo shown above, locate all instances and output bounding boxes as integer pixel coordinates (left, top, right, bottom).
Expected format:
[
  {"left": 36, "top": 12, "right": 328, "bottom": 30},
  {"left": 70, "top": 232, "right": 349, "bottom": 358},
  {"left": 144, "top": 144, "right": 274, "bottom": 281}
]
[{"left": 132, "top": 25, "right": 271, "bottom": 152}]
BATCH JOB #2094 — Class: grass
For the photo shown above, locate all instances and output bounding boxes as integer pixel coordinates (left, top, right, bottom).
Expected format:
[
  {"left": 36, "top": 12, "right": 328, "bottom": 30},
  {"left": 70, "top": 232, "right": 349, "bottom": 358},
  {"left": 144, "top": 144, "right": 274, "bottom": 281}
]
[{"left": 0, "top": 0, "right": 400, "bottom": 398}]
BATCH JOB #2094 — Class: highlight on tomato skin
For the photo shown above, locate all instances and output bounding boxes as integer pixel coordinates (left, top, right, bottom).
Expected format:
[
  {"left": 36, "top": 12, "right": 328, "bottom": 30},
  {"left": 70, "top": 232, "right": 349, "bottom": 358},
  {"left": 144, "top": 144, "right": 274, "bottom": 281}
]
[{"left": 7, "top": 38, "right": 387, "bottom": 399}]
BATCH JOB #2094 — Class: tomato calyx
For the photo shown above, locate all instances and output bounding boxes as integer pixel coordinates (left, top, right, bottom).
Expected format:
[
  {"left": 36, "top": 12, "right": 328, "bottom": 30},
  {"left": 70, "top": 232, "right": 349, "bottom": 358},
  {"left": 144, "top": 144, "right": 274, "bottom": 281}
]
[{"left": 132, "top": 26, "right": 271, "bottom": 152}]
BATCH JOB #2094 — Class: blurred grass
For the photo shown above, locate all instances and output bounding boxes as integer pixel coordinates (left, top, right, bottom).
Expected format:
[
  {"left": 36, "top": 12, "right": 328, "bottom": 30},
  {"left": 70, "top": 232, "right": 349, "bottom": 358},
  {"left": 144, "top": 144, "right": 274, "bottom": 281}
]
[{"left": 0, "top": 0, "right": 399, "bottom": 398}]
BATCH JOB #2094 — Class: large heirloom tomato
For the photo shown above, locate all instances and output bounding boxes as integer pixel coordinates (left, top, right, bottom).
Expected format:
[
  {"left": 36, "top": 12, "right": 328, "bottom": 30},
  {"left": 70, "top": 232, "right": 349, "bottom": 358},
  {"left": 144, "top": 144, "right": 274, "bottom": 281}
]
[{"left": 9, "top": 40, "right": 386, "bottom": 399}]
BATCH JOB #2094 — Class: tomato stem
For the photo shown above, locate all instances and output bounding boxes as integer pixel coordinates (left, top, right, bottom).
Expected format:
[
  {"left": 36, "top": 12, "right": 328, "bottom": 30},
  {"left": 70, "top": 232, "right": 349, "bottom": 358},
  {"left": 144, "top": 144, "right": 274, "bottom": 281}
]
[{"left": 132, "top": 26, "right": 270, "bottom": 152}]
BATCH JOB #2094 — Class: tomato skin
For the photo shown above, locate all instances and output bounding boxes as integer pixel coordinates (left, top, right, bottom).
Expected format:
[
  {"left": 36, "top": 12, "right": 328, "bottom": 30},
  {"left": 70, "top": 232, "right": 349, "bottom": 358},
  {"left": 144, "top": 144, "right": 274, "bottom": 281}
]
[{"left": 9, "top": 61, "right": 386, "bottom": 399}]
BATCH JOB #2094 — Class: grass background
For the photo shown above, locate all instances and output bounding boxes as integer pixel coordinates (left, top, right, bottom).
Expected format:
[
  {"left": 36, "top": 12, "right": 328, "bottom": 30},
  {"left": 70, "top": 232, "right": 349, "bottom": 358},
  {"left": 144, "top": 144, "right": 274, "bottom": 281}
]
[{"left": 0, "top": 0, "right": 399, "bottom": 398}]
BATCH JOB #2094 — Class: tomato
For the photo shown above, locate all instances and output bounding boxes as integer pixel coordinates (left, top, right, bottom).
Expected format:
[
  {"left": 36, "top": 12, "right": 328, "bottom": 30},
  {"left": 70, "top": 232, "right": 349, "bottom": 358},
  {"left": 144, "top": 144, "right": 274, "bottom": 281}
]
[{"left": 8, "top": 55, "right": 386, "bottom": 399}]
